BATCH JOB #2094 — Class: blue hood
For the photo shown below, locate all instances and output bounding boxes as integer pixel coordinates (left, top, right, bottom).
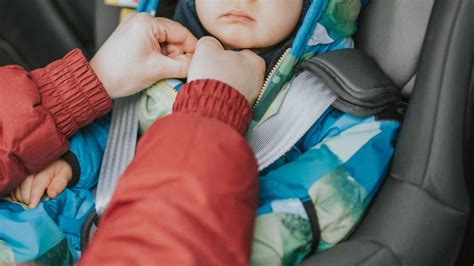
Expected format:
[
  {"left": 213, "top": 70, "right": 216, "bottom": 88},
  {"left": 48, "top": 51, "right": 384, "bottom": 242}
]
[{"left": 137, "top": 0, "right": 364, "bottom": 121}]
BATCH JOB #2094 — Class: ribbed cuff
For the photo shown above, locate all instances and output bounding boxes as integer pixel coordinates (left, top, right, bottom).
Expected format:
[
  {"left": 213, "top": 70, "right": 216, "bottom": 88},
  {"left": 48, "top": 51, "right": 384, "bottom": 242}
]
[
  {"left": 30, "top": 49, "right": 112, "bottom": 139},
  {"left": 173, "top": 80, "right": 252, "bottom": 135},
  {"left": 61, "top": 151, "right": 81, "bottom": 188}
]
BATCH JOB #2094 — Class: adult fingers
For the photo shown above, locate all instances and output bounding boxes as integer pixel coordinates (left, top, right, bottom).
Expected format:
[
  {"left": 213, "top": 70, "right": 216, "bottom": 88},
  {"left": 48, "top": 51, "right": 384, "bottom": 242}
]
[
  {"left": 154, "top": 18, "right": 198, "bottom": 54},
  {"left": 165, "top": 43, "right": 185, "bottom": 58}
]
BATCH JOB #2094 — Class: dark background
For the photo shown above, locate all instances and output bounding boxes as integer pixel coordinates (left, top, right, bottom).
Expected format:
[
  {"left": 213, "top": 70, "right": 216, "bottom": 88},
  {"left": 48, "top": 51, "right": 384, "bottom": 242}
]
[{"left": 0, "top": 0, "right": 176, "bottom": 69}]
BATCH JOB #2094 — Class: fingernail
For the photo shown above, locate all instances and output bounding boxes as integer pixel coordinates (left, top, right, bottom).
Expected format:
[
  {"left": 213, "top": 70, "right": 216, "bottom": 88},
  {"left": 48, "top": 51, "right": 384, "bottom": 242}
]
[{"left": 49, "top": 190, "right": 57, "bottom": 198}]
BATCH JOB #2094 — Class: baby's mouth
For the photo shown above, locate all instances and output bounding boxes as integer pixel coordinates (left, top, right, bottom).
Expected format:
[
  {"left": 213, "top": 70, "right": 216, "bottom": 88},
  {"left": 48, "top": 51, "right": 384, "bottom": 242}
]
[{"left": 221, "top": 10, "right": 255, "bottom": 23}]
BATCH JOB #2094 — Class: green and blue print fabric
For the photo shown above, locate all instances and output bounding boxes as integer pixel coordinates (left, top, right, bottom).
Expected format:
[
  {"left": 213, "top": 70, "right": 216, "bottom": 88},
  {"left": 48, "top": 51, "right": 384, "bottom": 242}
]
[
  {"left": 252, "top": 108, "right": 399, "bottom": 265},
  {"left": 136, "top": 1, "right": 400, "bottom": 266}
]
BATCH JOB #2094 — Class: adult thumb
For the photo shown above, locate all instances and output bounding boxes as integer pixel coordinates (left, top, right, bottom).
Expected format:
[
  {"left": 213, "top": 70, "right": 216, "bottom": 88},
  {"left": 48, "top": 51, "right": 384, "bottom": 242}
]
[
  {"left": 194, "top": 37, "right": 225, "bottom": 57},
  {"left": 151, "top": 53, "right": 191, "bottom": 80}
]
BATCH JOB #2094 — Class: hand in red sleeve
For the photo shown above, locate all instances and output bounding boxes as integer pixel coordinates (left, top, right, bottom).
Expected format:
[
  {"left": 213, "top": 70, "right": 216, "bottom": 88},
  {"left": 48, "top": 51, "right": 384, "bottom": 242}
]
[
  {"left": 91, "top": 13, "right": 198, "bottom": 98},
  {"left": 188, "top": 37, "right": 266, "bottom": 105}
]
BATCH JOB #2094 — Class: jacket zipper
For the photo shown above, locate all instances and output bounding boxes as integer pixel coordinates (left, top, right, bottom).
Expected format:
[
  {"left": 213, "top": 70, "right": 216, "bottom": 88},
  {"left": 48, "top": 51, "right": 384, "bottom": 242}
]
[{"left": 253, "top": 48, "right": 291, "bottom": 111}]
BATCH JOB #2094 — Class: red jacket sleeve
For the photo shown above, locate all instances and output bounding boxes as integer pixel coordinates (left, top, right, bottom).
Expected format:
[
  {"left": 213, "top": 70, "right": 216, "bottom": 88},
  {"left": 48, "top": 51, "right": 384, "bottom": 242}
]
[
  {"left": 79, "top": 80, "right": 259, "bottom": 265},
  {"left": 0, "top": 49, "right": 112, "bottom": 196}
]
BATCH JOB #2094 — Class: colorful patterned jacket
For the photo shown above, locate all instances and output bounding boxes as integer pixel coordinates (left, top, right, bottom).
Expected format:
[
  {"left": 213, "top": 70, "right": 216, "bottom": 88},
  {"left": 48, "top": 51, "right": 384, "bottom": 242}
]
[{"left": 139, "top": 0, "right": 400, "bottom": 265}]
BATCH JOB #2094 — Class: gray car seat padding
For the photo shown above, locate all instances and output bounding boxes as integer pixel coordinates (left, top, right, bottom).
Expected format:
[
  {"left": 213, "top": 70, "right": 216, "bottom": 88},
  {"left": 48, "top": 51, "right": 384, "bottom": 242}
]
[
  {"left": 355, "top": 0, "right": 435, "bottom": 98},
  {"left": 400, "top": 74, "right": 417, "bottom": 97},
  {"left": 302, "top": 240, "right": 400, "bottom": 266},
  {"left": 302, "top": 178, "right": 469, "bottom": 266},
  {"left": 299, "top": 48, "right": 404, "bottom": 117},
  {"left": 390, "top": 0, "right": 472, "bottom": 210},
  {"left": 355, "top": 0, "right": 435, "bottom": 90},
  {"left": 302, "top": 0, "right": 473, "bottom": 265}
]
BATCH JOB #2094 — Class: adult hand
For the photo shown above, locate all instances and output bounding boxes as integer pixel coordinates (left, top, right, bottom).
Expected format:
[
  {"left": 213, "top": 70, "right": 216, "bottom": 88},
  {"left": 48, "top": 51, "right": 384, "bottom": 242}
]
[
  {"left": 188, "top": 37, "right": 266, "bottom": 105},
  {"left": 91, "top": 13, "right": 197, "bottom": 98}
]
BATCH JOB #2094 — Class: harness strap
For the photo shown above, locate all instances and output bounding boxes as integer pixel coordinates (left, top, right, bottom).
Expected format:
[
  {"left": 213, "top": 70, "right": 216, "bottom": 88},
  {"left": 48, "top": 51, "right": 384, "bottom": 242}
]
[
  {"left": 85, "top": 72, "right": 332, "bottom": 248},
  {"left": 248, "top": 71, "right": 337, "bottom": 170},
  {"left": 302, "top": 199, "right": 321, "bottom": 255},
  {"left": 95, "top": 95, "right": 140, "bottom": 216}
]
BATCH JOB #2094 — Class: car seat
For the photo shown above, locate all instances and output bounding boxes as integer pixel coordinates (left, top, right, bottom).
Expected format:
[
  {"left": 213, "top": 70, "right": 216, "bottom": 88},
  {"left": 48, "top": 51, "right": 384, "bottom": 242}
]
[
  {"left": 303, "top": 0, "right": 474, "bottom": 265},
  {"left": 95, "top": 0, "right": 474, "bottom": 264}
]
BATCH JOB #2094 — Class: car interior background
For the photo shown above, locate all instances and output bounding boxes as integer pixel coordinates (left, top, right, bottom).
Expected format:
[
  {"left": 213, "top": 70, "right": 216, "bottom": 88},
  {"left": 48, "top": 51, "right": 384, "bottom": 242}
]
[{"left": 0, "top": 0, "right": 473, "bottom": 265}]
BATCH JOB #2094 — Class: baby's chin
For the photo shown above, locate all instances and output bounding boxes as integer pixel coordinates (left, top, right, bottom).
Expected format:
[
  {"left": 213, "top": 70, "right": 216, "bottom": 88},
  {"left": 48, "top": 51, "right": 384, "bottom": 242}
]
[
  {"left": 220, "top": 38, "right": 256, "bottom": 50},
  {"left": 211, "top": 25, "right": 267, "bottom": 50}
]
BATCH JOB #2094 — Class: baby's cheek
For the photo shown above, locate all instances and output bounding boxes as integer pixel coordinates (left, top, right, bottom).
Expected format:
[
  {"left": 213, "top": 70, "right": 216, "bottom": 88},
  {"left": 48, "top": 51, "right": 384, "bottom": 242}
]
[
  {"left": 264, "top": 20, "right": 297, "bottom": 46},
  {"left": 247, "top": 23, "right": 289, "bottom": 48}
]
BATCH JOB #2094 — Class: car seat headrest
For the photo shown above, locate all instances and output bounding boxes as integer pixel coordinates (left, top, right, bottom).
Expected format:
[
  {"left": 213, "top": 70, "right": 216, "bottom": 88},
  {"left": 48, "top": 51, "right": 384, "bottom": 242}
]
[{"left": 355, "top": 0, "right": 435, "bottom": 95}]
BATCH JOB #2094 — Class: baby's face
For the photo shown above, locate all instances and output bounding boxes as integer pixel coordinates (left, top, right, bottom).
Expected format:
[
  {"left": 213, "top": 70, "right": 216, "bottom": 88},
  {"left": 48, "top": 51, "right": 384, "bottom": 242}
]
[{"left": 196, "top": 0, "right": 304, "bottom": 49}]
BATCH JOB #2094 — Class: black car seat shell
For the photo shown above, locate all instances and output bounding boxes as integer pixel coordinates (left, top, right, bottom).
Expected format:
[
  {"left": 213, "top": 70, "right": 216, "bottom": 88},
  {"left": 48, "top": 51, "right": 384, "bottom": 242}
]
[
  {"left": 0, "top": 0, "right": 95, "bottom": 69},
  {"left": 302, "top": 0, "right": 473, "bottom": 264},
  {"left": 460, "top": 68, "right": 474, "bottom": 264},
  {"left": 95, "top": 0, "right": 176, "bottom": 49}
]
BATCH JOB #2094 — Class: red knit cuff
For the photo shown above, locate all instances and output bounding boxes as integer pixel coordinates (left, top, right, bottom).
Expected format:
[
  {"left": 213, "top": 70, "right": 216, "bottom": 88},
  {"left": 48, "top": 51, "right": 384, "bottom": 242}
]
[
  {"left": 30, "top": 49, "right": 112, "bottom": 139},
  {"left": 173, "top": 80, "right": 253, "bottom": 135}
]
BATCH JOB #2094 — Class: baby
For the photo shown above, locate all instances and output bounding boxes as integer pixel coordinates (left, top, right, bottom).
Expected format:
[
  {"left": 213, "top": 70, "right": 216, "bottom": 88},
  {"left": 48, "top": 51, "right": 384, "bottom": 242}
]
[
  {"left": 8, "top": 1, "right": 401, "bottom": 266},
  {"left": 140, "top": 1, "right": 399, "bottom": 266},
  {"left": 139, "top": 0, "right": 308, "bottom": 131},
  {"left": 10, "top": 154, "right": 76, "bottom": 209}
]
